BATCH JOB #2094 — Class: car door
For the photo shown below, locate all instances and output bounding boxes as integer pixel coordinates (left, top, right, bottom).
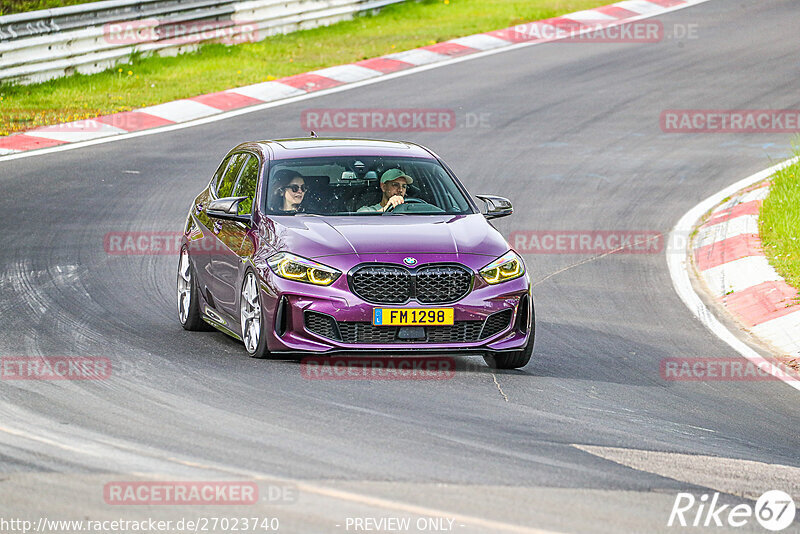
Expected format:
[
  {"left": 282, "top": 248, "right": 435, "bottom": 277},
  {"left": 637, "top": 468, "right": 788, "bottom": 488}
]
[
  {"left": 190, "top": 154, "right": 230, "bottom": 313},
  {"left": 208, "top": 153, "right": 261, "bottom": 320},
  {"left": 203, "top": 152, "right": 249, "bottom": 322}
]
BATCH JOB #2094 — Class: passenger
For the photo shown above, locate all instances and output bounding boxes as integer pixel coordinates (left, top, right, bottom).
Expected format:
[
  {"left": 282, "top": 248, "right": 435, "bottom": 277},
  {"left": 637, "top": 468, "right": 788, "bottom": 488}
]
[
  {"left": 357, "top": 169, "right": 413, "bottom": 212},
  {"left": 271, "top": 170, "right": 307, "bottom": 212}
]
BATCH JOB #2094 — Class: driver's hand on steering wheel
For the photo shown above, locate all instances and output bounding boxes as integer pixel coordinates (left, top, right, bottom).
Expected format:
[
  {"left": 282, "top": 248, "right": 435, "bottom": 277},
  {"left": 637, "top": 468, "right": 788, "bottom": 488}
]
[{"left": 381, "top": 195, "right": 405, "bottom": 212}]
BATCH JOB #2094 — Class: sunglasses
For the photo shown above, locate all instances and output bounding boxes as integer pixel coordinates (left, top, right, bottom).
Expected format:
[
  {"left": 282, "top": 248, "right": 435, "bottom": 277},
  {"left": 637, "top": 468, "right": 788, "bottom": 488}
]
[{"left": 283, "top": 184, "right": 308, "bottom": 193}]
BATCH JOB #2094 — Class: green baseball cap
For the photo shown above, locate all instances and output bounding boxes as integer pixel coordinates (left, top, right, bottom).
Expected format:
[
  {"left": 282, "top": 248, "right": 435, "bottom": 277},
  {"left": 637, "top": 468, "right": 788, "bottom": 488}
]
[{"left": 380, "top": 168, "right": 413, "bottom": 184}]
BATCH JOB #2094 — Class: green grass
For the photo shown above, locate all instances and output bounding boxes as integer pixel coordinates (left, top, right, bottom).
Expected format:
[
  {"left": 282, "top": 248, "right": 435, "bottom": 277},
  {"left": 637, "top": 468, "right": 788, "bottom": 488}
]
[
  {"left": 0, "top": 0, "right": 610, "bottom": 136},
  {"left": 760, "top": 144, "right": 800, "bottom": 295},
  {"left": 0, "top": 0, "right": 105, "bottom": 15}
]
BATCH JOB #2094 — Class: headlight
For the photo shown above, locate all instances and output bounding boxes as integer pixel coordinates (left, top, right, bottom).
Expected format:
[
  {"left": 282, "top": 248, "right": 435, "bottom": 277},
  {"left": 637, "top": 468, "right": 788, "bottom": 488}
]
[
  {"left": 480, "top": 251, "right": 525, "bottom": 285},
  {"left": 267, "top": 252, "right": 341, "bottom": 286}
]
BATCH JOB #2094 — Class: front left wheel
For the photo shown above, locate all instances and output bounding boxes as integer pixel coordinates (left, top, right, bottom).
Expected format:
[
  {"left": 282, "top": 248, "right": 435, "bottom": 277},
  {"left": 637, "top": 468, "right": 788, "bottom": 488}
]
[
  {"left": 177, "top": 247, "right": 210, "bottom": 331},
  {"left": 240, "top": 270, "right": 270, "bottom": 358}
]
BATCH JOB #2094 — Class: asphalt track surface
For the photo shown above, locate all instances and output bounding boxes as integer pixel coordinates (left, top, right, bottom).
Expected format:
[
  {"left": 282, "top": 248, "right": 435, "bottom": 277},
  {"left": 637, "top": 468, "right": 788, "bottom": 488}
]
[{"left": 1, "top": 2, "right": 799, "bottom": 533}]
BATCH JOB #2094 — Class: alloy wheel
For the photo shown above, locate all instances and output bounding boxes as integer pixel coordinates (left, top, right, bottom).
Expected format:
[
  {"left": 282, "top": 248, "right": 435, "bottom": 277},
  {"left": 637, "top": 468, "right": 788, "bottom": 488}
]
[
  {"left": 177, "top": 248, "right": 192, "bottom": 324},
  {"left": 240, "top": 272, "right": 261, "bottom": 353}
]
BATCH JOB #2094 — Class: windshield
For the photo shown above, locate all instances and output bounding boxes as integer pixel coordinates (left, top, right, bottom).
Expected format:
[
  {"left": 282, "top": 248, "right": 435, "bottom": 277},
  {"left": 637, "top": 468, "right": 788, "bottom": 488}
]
[{"left": 263, "top": 156, "right": 475, "bottom": 216}]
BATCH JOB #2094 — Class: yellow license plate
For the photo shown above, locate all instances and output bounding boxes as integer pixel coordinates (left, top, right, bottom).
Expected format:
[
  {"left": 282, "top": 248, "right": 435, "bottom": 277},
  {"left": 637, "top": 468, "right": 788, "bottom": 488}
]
[{"left": 373, "top": 308, "right": 454, "bottom": 326}]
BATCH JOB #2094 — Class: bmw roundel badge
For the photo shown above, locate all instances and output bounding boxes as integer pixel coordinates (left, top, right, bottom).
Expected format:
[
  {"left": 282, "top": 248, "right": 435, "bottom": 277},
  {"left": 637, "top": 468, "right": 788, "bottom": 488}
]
[{"left": 403, "top": 257, "right": 417, "bottom": 266}]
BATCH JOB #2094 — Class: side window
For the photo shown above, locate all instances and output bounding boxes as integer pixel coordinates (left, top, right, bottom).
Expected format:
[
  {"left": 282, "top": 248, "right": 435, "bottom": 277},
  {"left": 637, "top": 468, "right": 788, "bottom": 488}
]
[
  {"left": 232, "top": 155, "right": 260, "bottom": 215},
  {"left": 210, "top": 155, "right": 231, "bottom": 193},
  {"left": 217, "top": 153, "right": 247, "bottom": 198}
]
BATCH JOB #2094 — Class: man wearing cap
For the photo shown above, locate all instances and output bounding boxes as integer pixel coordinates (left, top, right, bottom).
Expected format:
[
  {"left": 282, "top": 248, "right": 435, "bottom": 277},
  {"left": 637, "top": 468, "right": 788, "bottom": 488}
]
[{"left": 357, "top": 169, "right": 413, "bottom": 212}]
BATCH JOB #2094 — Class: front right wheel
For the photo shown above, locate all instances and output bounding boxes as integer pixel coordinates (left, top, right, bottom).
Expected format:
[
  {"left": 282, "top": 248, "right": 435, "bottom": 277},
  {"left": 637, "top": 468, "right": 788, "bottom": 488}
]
[{"left": 484, "top": 339, "right": 533, "bottom": 370}]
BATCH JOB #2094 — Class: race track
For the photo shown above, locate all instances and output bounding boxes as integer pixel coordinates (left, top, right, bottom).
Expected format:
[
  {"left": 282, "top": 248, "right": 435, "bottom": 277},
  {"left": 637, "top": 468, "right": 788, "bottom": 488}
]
[{"left": 1, "top": 1, "right": 799, "bottom": 532}]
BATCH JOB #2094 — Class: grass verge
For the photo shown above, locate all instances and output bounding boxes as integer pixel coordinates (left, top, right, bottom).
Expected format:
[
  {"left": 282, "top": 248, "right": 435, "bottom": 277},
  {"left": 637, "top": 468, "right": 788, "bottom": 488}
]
[
  {"left": 0, "top": 0, "right": 609, "bottom": 136},
  {"left": 760, "top": 145, "right": 800, "bottom": 295}
]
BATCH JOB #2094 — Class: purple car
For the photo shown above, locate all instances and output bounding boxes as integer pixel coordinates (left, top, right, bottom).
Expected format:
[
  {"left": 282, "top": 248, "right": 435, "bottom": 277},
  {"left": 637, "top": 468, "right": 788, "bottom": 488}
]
[{"left": 177, "top": 138, "right": 533, "bottom": 369}]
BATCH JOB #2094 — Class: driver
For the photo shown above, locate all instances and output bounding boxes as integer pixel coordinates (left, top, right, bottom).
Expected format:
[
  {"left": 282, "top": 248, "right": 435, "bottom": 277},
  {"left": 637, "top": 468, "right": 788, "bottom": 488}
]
[{"left": 357, "top": 169, "right": 413, "bottom": 212}]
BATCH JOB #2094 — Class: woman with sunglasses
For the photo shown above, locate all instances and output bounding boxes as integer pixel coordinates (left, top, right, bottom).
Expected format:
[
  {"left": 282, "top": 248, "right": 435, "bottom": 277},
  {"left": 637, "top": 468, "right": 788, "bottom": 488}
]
[{"left": 271, "top": 170, "right": 308, "bottom": 212}]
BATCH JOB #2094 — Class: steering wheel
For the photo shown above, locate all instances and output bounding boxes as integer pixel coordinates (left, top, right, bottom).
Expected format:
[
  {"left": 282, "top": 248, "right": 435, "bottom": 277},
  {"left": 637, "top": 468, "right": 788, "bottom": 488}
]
[{"left": 383, "top": 197, "right": 426, "bottom": 213}]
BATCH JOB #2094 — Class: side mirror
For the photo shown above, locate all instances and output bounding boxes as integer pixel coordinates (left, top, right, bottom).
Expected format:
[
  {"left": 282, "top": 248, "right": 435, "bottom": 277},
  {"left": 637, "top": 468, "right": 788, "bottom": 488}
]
[
  {"left": 207, "top": 196, "right": 251, "bottom": 225},
  {"left": 476, "top": 194, "right": 513, "bottom": 220}
]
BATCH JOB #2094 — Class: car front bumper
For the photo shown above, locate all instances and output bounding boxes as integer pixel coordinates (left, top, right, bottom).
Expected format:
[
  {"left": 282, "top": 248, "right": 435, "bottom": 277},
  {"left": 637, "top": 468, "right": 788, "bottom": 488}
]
[{"left": 259, "top": 256, "right": 533, "bottom": 354}]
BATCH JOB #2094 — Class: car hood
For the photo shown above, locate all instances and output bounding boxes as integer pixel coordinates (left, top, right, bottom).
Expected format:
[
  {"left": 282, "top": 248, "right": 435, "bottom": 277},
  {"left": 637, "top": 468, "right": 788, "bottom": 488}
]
[{"left": 264, "top": 214, "right": 510, "bottom": 259}]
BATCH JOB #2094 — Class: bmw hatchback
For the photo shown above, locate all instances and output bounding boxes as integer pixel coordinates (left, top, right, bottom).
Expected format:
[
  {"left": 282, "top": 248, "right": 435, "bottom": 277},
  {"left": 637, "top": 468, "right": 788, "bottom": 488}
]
[{"left": 177, "top": 138, "right": 534, "bottom": 369}]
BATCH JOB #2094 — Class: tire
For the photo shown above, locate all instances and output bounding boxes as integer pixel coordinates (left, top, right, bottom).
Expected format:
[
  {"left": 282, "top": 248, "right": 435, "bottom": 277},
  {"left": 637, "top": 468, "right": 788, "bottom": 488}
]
[
  {"left": 177, "top": 247, "right": 211, "bottom": 331},
  {"left": 240, "top": 269, "right": 270, "bottom": 359},
  {"left": 483, "top": 316, "right": 535, "bottom": 370}
]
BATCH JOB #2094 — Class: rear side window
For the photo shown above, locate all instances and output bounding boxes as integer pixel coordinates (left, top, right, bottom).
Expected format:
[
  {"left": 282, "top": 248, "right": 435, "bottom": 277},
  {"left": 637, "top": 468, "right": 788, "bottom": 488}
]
[
  {"left": 217, "top": 153, "right": 248, "bottom": 198},
  {"left": 233, "top": 155, "right": 260, "bottom": 215}
]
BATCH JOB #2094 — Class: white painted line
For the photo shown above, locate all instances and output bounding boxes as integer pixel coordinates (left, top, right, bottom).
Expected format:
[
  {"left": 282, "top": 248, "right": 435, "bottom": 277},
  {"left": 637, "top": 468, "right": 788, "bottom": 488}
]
[
  {"left": 667, "top": 155, "right": 800, "bottom": 393},
  {"left": 0, "top": 148, "right": 19, "bottom": 155},
  {"left": 752, "top": 312, "right": 800, "bottom": 357},
  {"left": 384, "top": 48, "right": 448, "bottom": 66},
  {"left": 140, "top": 100, "right": 222, "bottom": 122},
  {"left": 701, "top": 256, "right": 782, "bottom": 297},
  {"left": 694, "top": 214, "right": 759, "bottom": 249},
  {"left": 0, "top": 0, "right": 715, "bottom": 164},
  {"left": 449, "top": 34, "right": 510, "bottom": 51},
  {"left": 312, "top": 64, "right": 383, "bottom": 83},
  {"left": 227, "top": 81, "right": 306, "bottom": 102}
]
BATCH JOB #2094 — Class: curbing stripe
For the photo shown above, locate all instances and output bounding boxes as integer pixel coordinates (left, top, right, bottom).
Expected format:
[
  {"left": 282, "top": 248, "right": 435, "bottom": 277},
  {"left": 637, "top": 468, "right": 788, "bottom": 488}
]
[
  {"left": 704, "top": 200, "right": 761, "bottom": 227},
  {"left": 751, "top": 312, "right": 800, "bottom": 356},
  {"left": 596, "top": 5, "right": 640, "bottom": 17},
  {"left": 695, "top": 214, "right": 758, "bottom": 247},
  {"left": 562, "top": 9, "right": 618, "bottom": 22},
  {"left": 421, "top": 42, "right": 478, "bottom": 57},
  {"left": 689, "top": 175, "right": 800, "bottom": 356},
  {"left": 277, "top": 73, "right": 344, "bottom": 92},
  {"left": 310, "top": 64, "right": 385, "bottom": 83},
  {"left": 0, "top": 134, "right": 67, "bottom": 151},
  {"left": 694, "top": 233, "right": 762, "bottom": 271},
  {"left": 616, "top": 0, "right": 668, "bottom": 14},
  {"left": 448, "top": 34, "right": 511, "bottom": 51},
  {"left": 354, "top": 57, "right": 414, "bottom": 73},
  {"left": 227, "top": 81, "right": 306, "bottom": 102},
  {"left": 190, "top": 91, "right": 265, "bottom": 111},
  {"left": 701, "top": 255, "right": 783, "bottom": 297},
  {"left": 95, "top": 111, "right": 174, "bottom": 131},
  {"left": 139, "top": 100, "right": 222, "bottom": 122},
  {"left": 383, "top": 48, "right": 451, "bottom": 65},
  {"left": 725, "top": 281, "right": 799, "bottom": 327},
  {"left": 668, "top": 155, "right": 800, "bottom": 393}
]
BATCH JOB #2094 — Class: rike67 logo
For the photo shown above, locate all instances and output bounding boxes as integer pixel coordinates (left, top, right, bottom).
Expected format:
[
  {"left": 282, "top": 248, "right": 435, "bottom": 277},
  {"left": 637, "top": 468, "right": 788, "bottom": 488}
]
[{"left": 668, "top": 490, "right": 796, "bottom": 531}]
